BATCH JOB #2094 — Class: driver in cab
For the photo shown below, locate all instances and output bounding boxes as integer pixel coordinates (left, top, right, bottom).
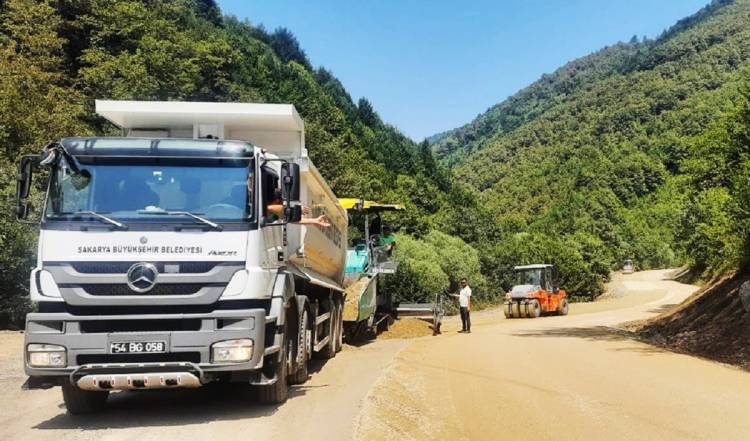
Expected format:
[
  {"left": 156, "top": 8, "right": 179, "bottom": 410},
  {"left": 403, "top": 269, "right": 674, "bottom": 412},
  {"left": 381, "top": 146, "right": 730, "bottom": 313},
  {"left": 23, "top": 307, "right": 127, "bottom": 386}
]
[{"left": 243, "top": 177, "right": 330, "bottom": 227}]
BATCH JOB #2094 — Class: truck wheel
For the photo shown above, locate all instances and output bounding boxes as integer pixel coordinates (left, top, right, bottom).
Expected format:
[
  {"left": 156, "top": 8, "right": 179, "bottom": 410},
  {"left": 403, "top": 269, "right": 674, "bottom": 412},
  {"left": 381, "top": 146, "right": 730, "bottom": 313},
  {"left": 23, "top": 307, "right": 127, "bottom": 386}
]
[
  {"left": 529, "top": 300, "right": 541, "bottom": 318},
  {"left": 289, "top": 307, "right": 310, "bottom": 385},
  {"left": 558, "top": 298, "right": 569, "bottom": 316},
  {"left": 62, "top": 381, "right": 108, "bottom": 414},
  {"left": 334, "top": 298, "right": 344, "bottom": 353},
  {"left": 258, "top": 323, "right": 290, "bottom": 404}
]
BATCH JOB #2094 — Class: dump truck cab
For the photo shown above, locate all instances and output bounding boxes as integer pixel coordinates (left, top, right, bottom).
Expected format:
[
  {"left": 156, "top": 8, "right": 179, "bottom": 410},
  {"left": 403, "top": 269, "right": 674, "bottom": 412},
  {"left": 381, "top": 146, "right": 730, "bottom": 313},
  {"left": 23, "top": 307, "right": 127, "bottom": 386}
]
[
  {"left": 16, "top": 101, "right": 348, "bottom": 413},
  {"left": 504, "top": 264, "right": 569, "bottom": 318}
]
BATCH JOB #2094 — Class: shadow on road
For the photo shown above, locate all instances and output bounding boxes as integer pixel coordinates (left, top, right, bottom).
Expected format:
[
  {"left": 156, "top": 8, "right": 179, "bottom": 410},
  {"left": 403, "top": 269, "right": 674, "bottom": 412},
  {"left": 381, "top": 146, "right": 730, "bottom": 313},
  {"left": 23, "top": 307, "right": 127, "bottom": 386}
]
[
  {"left": 512, "top": 326, "right": 665, "bottom": 355},
  {"left": 648, "top": 304, "right": 679, "bottom": 314},
  {"left": 33, "top": 359, "right": 331, "bottom": 431},
  {"left": 344, "top": 336, "right": 378, "bottom": 348}
]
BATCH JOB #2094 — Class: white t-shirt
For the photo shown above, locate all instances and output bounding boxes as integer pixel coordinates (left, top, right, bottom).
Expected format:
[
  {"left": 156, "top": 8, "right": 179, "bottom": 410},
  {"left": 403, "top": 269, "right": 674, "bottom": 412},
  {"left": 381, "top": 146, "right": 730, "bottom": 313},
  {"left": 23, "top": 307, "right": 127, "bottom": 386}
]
[{"left": 459, "top": 286, "right": 472, "bottom": 307}]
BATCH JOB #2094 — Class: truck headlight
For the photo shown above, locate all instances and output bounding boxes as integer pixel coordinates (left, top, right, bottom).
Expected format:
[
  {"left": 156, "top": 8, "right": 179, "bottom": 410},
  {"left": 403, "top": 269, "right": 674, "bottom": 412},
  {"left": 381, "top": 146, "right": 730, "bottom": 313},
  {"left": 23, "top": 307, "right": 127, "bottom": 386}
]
[
  {"left": 27, "top": 344, "right": 67, "bottom": 367},
  {"left": 211, "top": 339, "right": 253, "bottom": 363}
]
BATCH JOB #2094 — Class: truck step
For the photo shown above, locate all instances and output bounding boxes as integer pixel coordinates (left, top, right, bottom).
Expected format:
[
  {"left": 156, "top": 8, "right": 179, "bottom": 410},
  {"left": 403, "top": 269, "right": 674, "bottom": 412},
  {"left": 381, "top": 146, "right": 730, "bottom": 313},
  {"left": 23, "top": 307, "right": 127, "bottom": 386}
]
[
  {"left": 313, "top": 335, "right": 330, "bottom": 352},
  {"left": 264, "top": 344, "right": 281, "bottom": 356},
  {"left": 315, "top": 311, "right": 331, "bottom": 325}
]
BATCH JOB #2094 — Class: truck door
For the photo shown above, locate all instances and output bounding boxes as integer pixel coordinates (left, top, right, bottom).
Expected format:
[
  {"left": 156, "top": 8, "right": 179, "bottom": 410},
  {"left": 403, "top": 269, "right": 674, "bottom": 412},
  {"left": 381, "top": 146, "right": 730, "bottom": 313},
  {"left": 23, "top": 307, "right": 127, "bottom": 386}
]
[{"left": 260, "top": 165, "right": 284, "bottom": 267}]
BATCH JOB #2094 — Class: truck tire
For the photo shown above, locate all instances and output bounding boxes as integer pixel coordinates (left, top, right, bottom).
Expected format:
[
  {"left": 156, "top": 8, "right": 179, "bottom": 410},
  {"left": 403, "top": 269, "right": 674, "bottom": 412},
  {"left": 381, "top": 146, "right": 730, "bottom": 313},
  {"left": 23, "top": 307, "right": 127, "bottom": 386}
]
[
  {"left": 334, "top": 298, "right": 344, "bottom": 353},
  {"left": 62, "top": 381, "right": 108, "bottom": 414},
  {"left": 289, "top": 307, "right": 310, "bottom": 385},
  {"left": 558, "top": 298, "right": 569, "bottom": 316},
  {"left": 257, "top": 323, "right": 290, "bottom": 404}
]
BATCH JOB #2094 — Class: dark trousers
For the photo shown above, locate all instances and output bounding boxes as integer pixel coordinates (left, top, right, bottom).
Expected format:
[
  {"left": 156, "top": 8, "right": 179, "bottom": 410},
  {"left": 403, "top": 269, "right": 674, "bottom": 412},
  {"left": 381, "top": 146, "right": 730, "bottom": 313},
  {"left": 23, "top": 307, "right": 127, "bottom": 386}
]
[{"left": 460, "top": 307, "right": 471, "bottom": 331}]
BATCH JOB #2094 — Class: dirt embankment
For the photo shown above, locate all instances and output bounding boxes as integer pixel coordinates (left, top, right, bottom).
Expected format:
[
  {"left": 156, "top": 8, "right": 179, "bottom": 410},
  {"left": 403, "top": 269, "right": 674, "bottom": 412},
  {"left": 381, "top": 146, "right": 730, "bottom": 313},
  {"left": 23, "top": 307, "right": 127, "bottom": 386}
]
[{"left": 632, "top": 272, "right": 750, "bottom": 369}]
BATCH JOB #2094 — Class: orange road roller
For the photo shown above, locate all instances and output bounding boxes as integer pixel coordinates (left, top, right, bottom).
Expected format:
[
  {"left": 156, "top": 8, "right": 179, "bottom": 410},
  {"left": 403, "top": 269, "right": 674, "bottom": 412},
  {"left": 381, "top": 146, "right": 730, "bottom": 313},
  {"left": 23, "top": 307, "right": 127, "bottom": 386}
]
[{"left": 504, "top": 264, "right": 569, "bottom": 318}]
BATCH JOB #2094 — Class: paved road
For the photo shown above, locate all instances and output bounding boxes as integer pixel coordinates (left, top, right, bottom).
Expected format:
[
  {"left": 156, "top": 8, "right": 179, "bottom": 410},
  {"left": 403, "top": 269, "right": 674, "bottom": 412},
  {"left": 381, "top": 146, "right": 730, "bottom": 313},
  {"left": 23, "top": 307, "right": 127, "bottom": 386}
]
[{"left": 357, "top": 270, "right": 750, "bottom": 441}]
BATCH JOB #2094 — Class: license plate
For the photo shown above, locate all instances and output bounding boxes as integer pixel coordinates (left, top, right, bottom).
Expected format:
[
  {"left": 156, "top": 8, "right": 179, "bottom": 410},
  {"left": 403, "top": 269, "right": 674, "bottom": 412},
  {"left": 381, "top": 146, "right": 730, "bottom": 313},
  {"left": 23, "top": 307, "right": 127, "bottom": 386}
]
[{"left": 110, "top": 341, "right": 167, "bottom": 354}]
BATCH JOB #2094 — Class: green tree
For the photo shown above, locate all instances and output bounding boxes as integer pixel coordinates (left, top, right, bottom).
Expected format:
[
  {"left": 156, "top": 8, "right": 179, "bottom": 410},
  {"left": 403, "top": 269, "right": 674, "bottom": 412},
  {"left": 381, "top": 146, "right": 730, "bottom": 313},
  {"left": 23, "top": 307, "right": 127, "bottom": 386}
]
[
  {"left": 269, "top": 27, "right": 312, "bottom": 71},
  {"left": 0, "top": 0, "right": 89, "bottom": 327}
]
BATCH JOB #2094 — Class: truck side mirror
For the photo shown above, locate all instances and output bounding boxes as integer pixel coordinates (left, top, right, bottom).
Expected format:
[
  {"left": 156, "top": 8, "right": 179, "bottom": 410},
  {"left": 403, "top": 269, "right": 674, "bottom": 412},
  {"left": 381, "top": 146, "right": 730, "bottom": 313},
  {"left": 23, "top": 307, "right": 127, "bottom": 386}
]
[
  {"left": 16, "top": 201, "right": 32, "bottom": 219},
  {"left": 15, "top": 155, "right": 36, "bottom": 220},
  {"left": 17, "top": 156, "right": 34, "bottom": 199},
  {"left": 281, "top": 162, "right": 300, "bottom": 202},
  {"left": 284, "top": 205, "right": 302, "bottom": 223}
]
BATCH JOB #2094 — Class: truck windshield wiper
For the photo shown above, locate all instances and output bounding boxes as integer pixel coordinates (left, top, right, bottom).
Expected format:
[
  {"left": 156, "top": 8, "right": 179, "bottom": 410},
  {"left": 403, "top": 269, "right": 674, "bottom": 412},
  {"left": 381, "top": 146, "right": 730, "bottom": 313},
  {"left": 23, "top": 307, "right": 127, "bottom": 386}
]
[
  {"left": 69, "top": 211, "right": 128, "bottom": 230},
  {"left": 138, "top": 209, "right": 223, "bottom": 231}
]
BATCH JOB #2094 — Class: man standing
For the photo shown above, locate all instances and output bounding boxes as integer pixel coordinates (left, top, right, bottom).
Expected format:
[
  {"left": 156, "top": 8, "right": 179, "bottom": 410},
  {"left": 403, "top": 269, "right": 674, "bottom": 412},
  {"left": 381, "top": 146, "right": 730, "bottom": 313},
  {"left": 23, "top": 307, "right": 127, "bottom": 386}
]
[{"left": 451, "top": 278, "right": 472, "bottom": 333}]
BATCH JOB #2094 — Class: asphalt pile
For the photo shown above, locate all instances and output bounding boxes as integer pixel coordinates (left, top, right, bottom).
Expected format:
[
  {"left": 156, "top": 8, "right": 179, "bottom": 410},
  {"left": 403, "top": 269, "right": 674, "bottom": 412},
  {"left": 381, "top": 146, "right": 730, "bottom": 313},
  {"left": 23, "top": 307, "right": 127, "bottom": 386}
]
[{"left": 379, "top": 318, "right": 436, "bottom": 339}]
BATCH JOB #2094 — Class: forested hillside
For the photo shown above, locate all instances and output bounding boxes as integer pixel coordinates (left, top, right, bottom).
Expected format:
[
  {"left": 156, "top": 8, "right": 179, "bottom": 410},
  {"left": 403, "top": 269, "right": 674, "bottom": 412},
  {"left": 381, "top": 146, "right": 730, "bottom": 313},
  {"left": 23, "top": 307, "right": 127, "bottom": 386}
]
[
  {"left": 431, "top": 0, "right": 750, "bottom": 290},
  {"left": 2, "top": 0, "right": 749, "bottom": 327},
  {"left": 0, "top": 0, "right": 490, "bottom": 327}
]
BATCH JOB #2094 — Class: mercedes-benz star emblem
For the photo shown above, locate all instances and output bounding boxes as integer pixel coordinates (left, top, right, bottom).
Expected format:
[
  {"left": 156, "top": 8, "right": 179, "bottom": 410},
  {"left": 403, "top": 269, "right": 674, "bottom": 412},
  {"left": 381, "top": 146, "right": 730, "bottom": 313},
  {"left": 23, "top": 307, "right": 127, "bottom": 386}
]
[{"left": 127, "top": 262, "right": 158, "bottom": 293}]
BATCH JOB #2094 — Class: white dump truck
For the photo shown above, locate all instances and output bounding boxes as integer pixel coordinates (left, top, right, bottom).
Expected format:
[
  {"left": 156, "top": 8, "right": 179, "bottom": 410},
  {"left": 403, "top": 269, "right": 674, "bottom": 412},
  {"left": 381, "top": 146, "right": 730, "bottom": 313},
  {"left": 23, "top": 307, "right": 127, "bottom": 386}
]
[{"left": 15, "top": 101, "right": 348, "bottom": 413}]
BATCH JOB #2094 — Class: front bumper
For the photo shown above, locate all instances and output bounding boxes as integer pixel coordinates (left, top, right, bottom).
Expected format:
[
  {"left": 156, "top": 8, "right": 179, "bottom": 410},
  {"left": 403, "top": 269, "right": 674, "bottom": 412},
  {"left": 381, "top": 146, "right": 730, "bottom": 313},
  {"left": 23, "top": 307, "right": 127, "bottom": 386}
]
[{"left": 24, "top": 308, "right": 270, "bottom": 384}]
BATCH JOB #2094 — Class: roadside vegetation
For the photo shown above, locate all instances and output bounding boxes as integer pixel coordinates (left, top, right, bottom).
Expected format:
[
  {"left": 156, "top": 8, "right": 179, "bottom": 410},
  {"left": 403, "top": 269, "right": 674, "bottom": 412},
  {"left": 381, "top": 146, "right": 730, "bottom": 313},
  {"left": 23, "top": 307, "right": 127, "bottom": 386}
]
[
  {"left": 431, "top": 0, "right": 750, "bottom": 293},
  {"left": 1, "top": 0, "right": 750, "bottom": 327}
]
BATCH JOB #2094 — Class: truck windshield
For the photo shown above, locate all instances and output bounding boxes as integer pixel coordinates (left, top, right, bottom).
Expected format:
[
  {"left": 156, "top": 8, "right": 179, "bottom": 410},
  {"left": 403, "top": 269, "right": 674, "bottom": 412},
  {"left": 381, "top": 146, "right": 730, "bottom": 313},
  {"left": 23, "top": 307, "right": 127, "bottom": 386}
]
[
  {"left": 45, "top": 159, "right": 254, "bottom": 224},
  {"left": 516, "top": 269, "right": 542, "bottom": 286}
]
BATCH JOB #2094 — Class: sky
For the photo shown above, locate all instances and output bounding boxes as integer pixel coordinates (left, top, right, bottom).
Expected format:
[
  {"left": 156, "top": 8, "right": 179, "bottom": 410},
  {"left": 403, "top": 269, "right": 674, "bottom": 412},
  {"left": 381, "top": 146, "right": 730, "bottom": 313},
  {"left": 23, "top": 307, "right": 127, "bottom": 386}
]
[{"left": 218, "top": 0, "right": 710, "bottom": 141}]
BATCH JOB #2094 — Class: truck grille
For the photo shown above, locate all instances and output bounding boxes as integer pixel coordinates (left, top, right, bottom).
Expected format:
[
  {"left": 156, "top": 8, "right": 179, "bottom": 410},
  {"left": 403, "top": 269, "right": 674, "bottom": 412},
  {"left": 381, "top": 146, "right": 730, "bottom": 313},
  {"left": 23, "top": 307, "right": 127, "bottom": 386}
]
[
  {"left": 80, "top": 319, "right": 202, "bottom": 333},
  {"left": 69, "top": 261, "right": 221, "bottom": 274},
  {"left": 81, "top": 284, "right": 205, "bottom": 296},
  {"left": 38, "top": 299, "right": 271, "bottom": 316}
]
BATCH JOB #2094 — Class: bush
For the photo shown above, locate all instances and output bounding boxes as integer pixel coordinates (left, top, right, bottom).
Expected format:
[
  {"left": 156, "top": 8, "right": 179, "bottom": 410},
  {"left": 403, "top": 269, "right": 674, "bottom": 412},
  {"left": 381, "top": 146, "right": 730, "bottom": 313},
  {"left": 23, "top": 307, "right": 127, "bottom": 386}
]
[
  {"left": 481, "top": 232, "right": 604, "bottom": 298},
  {"left": 383, "top": 235, "right": 448, "bottom": 304},
  {"left": 423, "top": 230, "right": 488, "bottom": 298}
]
